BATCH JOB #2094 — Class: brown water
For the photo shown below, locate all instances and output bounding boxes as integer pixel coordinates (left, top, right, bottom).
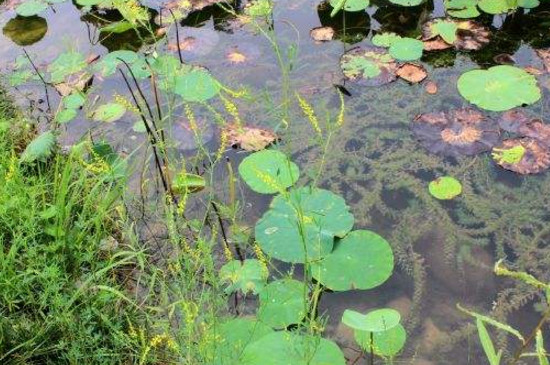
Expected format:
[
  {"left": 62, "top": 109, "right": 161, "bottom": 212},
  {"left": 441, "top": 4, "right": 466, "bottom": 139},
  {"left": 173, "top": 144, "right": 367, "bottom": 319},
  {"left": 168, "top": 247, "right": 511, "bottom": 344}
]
[{"left": 1, "top": 0, "right": 550, "bottom": 363}]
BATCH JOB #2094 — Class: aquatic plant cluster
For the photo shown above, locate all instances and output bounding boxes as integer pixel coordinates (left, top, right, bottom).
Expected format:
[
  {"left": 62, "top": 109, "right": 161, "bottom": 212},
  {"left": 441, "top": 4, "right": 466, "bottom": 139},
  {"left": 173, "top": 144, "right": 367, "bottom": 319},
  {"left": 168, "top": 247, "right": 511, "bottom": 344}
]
[{"left": 0, "top": 0, "right": 550, "bottom": 363}]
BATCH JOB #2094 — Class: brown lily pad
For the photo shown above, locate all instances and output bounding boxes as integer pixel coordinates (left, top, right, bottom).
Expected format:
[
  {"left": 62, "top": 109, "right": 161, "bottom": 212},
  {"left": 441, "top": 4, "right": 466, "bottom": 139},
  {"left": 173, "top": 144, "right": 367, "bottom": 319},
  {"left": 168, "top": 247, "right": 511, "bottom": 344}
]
[
  {"left": 493, "top": 138, "right": 550, "bottom": 175},
  {"left": 340, "top": 46, "right": 398, "bottom": 86},
  {"left": 412, "top": 108, "right": 500, "bottom": 157},
  {"left": 535, "top": 49, "right": 550, "bottom": 72},
  {"left": 422, "top": 19, "right": 489, "bottom": 52},
  {"left": 223, "top": 124, "right": 279, "bottom": 151},
  {"left": 524, "top": 66, "right": 544, "bottom": 76},
  {"left": 518, "top": 120, "right": 550, "bottom": 147},
  {"left": 423, "top": 39, "right": 452, "bottom": 51},
  {"left": 225, "top": 44, "right": 261, "bottom": 65},
  {"left": 497, "top": 109, "right": 531, "bottom": 133},
  {"left": 396, "top": 63, "right": 427, "bottom": 83},
  {"left": 310, "top": 26, "right": 334, "bottom": 42},
  {"left": 54, "top": 73, "right": 93, "bottom": 97},
  {"left": 425, "top": 80, "right": 438, "bottom": 94}
]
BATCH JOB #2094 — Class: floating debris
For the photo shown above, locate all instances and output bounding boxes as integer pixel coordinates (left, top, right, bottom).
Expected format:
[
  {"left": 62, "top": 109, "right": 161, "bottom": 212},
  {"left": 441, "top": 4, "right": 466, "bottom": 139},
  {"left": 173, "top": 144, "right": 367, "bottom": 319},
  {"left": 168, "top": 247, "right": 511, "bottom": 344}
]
[
  {"left": 492, "top": 138, "right": 550, "bottom": 175},
  {"left": 310, "top": 26, "right": 335, "bottom": 42},
  {"left": 167, "top": 27, "right": 219, "bottom": 57},
  {"left": 422, "top": 19, "right": 490, "bottom": 52},
  {"left": 340, "top": 46, "right": 398, "bottom": 86},
  {"left": 396, "top": 63, "right": 427, "bottom": 83},
  {"left": 223, "top": 124, "right": 278, "bottom": 151},
  {"left": 424, "top": 80, "right": 438, "bottom": 94},
  {"left": 225, "top": 44, "right": 261, "bottom": 65},
  {"left": 412, "top": 108, "right": 500, "bottom": 157}
]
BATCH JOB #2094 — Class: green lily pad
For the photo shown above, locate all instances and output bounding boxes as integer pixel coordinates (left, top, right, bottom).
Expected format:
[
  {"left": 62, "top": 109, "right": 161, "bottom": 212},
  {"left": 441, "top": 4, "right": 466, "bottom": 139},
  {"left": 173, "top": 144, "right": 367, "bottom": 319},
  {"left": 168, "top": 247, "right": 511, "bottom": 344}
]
[
  {"left": 171, "top": 172, "right": 205, "bottom": 194},
  {"left": 174, "top": 68, "right": 220, "bottom": 102},
  {"left": 457, "top": 66, "right": 541, "bottom": 111},
  {"left": 214, "top": 318, "right": 273, "bottom": 365},
  {"left": 430, "top": 19, "right": 458, "bottom": 44},
  {"left": 354, "top": 324, "right": 407, "bottom": 357},
  {"left": 63, "top": 93, "right": 86, "bottom": 109},
  {"left": 240, "top": 332, "right": 346, "bottom": 364},
  {"left": 428, "top": 176, "right": 462, "bottom": 200},
  {"left": 389, "top": 0, "right": 424, "bottom": 6},
  {"left": 342, "top": 308, "right": 401, "bottom": 332},
  {"left": 311, "top": 230, "right": 394, "bottom": 291},
  {"left": 257, "top": 279, "right": 308, "bottom": 329},
  {"left": 389, "top": 38, "right": 424, "bottom": 61},
  {"left": 478, "top": 0, "right": 515, "bottom": 14},
  {"left": 372, "top": 33, "right": 401, "bottom": 48},
  {"left": 55, "top": 108, "right": 77, "bottom": 124},
  {"left": 16, "top": 0, "right": 48, "bottom": 17},
  {"left": 220, "top": 259, "right": 268, "bottom": 295},
  {"left": 238, "top": 150, "right": 299, "bottom": 194},
  {"left": 96, "top": 50, "right": 139, "bottom": 77},
  {"left": 329, "top": 0, "right": 369, "bottom": 16},
  {"left": 48, "top": 51, "right": 88, "bottom": 84},
  {"left": 92, "top": 103, "right": 126, "bottom": 123},
  {"left": 3, "top": 16, "right": 48, "bottom": 46},
  {"left": 444, "top": 0, "right": 480, "bottom": 18},
  {"left": 255, "top": 187, "right": 354, "bottom": 263}
]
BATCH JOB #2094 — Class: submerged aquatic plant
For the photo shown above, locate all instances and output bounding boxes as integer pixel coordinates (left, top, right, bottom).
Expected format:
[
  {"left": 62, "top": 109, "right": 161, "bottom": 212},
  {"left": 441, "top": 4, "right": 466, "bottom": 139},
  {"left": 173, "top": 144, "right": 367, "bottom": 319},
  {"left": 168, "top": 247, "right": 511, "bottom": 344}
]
[{"left": 340, "top": 46, "right": 398, "bottom": 86}]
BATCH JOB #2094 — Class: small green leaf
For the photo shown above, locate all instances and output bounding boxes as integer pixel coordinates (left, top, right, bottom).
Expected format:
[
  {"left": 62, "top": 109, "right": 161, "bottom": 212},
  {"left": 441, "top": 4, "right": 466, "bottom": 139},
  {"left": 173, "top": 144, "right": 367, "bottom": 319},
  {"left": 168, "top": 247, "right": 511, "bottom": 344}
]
[
  {"left": 476, "top": 318, "right": 502, "bottom": 365},
  {"left": 457, "top": 304, "right": 525, "bottom": 342},
  {"left": 354, "top": 324, "right": 407, "bottom": 357},
  {"left": 63, "top": 93, "right": 86, "bottom": 109},
  {"left": 55, "top": 108, "right": 78, "bottom": 124},
  {"left": 20, "top": 131, "right": 56, "bottom": 163},
  {"left": 431, "top": 19, "right": 458, "bottom": 44},
  {"left": 92, "top": 103, "right": 126, "bottom": 123},
  {"left": 429, "top": 176, "right": 462, "bottom": 200},
  {"left": 491, "top": 145, "right": 525, "bottom": 164},
  {"left": 171, "top": 172, "right": 205, "bottom": 194},
  {"left": 48, "top": 51, "right": 87, "bottom": 84},
  {"left": 257, "top": 279, "right": 308, "bottom": 329},
  {"left": 174, "top": 68, "right": 220, "bottom": 102},
  {"left": 238, "top": 150, "right": 299, "bottom": 194},
  {"left": 388, "top": 38, "right": 424, "bottom": 61},
  {"left": 220, "top": 259, "right": 268, "bottom": 295},
  {"left": 16, "top": 0, "right": 48, "bottom": 17},
  {"left": 342, "top": 309, "right": 401, "bottom": 332},
  {"left": 372, "top": 32, "right": 401, "bottom": 47}
]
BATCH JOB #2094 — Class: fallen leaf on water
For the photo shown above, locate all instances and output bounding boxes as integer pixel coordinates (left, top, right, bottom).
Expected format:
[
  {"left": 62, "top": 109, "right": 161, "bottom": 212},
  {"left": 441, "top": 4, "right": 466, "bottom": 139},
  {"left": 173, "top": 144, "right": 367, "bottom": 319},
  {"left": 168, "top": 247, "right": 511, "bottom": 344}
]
[
  {"left": 396, "top": 63, "right": 427, "bottom": 83},
  {"left": 535, "top": 49, "right": 550, "bottom": 72},
  {"left": 425, "top": 81, "right": 438, "bottom": 94},
  {"left": 223, "top": 124, "right": 279, "bottom": 151},
  {"left": 524, "top": 66, "right": 543, "bottom": 75},
  {"left": 310, "top": 26, "right": 335, "bottom": 42}
]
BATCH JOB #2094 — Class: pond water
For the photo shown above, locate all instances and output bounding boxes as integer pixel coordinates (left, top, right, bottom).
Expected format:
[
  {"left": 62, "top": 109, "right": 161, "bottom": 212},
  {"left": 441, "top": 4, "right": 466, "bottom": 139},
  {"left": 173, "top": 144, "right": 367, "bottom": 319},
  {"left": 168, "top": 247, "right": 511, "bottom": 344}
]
[{"left": 1, "top": 0, "right": 550, "bottom": 363}]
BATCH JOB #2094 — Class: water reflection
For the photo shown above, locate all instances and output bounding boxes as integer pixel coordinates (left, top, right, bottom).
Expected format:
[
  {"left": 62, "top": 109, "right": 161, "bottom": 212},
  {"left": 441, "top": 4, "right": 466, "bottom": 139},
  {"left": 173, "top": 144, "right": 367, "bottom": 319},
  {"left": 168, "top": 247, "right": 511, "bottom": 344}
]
[
  {"left": 3, "top": 16, "right": 47, "bottom": 46},
  {"left": 317, "top": 1, "right": 370, "bottom": 43}
]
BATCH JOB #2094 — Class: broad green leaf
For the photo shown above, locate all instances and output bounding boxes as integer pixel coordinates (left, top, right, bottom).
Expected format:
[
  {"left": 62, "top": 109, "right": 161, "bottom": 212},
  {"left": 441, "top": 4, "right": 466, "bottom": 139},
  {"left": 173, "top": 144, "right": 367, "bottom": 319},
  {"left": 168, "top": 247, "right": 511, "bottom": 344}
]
[
  {"left": 518, "top": 0, "right": 539, "bottom": 8},
  {"left": 478, "top": 0, "right": 516, "bottom": 14},
  {"left": 20, "top": 131, "right": 56, "bottom": 163},
  {"left": 477, "top": 318, "right": 502, "bottom": 365},
  {"left": 238, "top": 150, "right": 299, "bottom": 194},
  {"left": 445, "top": 0, "right": 481, "bottom": 17},
  {"left": 342, "top": 309, "right": 401, "bottom": 332},
  {"left": 240, "top": 332, "right": 346, "bottom": 364},
  {"left": 219, "top": 259, "right": 268, "bottom": 295},
  {"left": 428, "top": 176, "right": 462, "bottom": 200},
  {"left": 92, "top": 103, "right": 126, "bottom": 122},
  {"left": 174, "top": 68, "right": 220, "bottom": 102},
  {"left": 100, "top": 21, "right": 135, "bottom": 33},
  {"left": 16, "top": 0, "right": 48, "bottom": 17},
  {"left": 90, "top": 141, "right": 127, "bottom": 180},
  {"left": 389, "top": 0, "right": 424, "bottom": 6},
  {"left": 354, "top": 324, "right": 407, "bottom": 357},
  {"left": 48, "top": 51, "right": 87, "bottom": 83},
  {"left": 372, "top": 32, "right": 401, "bottom": 48},
  {"left": 329, "top": 0, "right": 369, "bottom": 15},
  {"left": 255, "top": 187, "right": 354, "bottom": 263},
  {"left": 171, "top": 172, "right": 205, "bottom": 194},
  {"left": 257, "top": 279, "right": 308, "bottom": 329},
  {"left": 96, "top": 50, "right": 139, "bottom": 77},
  {"left": 388, "top": 38, "right": 424, "bottom": 61},
  {"left": 55, "top": 108, "right": 77, "bottom": 124},
  {"left": 458, "top": 66, "right": 541, "bottom": 111},
  {"left": 431, "top": 20, "right": 458, "bottom": 44},
  {"left": 63, "top": 93, "right": 86, "bottom": 109},
  {"left": 457, "top": 304, "right": 525, "bottom": 342},
  {"left": 311, "top": 230, "right": 394, "bottom": 291},
  {"left": 536, "top": 330, "right": 549, "bottom": 365}
]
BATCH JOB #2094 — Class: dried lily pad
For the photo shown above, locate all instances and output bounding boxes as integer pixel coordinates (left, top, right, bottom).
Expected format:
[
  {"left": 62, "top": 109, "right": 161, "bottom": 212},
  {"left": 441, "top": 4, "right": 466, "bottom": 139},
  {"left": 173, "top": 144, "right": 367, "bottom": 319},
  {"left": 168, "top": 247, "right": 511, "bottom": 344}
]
[
  {"left": 340, "top": 46, "right": 398, "bottom": 86},
  {"left": 225, "top": 44, "right": 261, "bottom": 65},
  {"left": 492, "top": 138, "right": 550, "bottom": 175},
  {"left": 422, "top": 19, "right": 489, "bottom": 51},
  {"left": 412, "top": 108, "right": 500, "bottom": 157},
  {"left": 458, "top": 66, "right": 541, "bottom": 112},
  {"left": 425, "top": 81, "right": 438, "bottom": 94},
  {"left": 535, "top": 49, "right": 550, "bottom": 73},
  {"left": 223, "top": 124, "right": 278, "bottom": 151},
  {"left": 310, "top": 26, "right": 335, "bottom": 42},
  {"left": 518, "top": 120, "right": 550, "bottom": 147},
  {"left": 396, "top": 63, "right": 427, "bottom": 83},
  {"left": 497, "top": 109, "right": 531, "bottom": 133}
]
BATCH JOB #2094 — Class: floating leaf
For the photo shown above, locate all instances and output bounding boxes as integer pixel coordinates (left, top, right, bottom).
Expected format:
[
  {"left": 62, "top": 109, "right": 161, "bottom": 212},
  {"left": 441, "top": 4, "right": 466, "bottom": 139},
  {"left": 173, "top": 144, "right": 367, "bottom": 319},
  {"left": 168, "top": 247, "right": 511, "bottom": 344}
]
[
  {"left": 396, "top": 63, "right": 427, "bottom": 83},
  {"left": 329, "top": 0, "right": 369, "bottom": 15},
  {"left": 429, "top": 176, "right": 462, "bottom": 200},
  {"left": 174, "top": 68, "right": 220, "bottom": 102},
  {"left": 16, "top": 0, "right": 48, "bottom": 17},
  {"left": 92, "top": 103, "right": 126, "bottom": 123},
  {"left": 340, "top": 46, "right": 398, "bottom": 86},
  {"left": 224, "top": 124, "right": 278, "bottom": 152},
  {"left": 240, "top": 332, "right": 346, "bottom": 364},
  {"left": 257, "top": 279, "right": 307, "bottom": 329},
  {"left": 389, "top": 38, "right": 424, "bottom": 61},
  {"left": 428, "top": 19, "right": 458, "bottom": 44},
  {"left": 3, "top": 16, "right": 47, "bottom": 46},
  {"left": 214, "top": 318, "right": 273, "bottom": 365},
  {"left": 445, "top": 0, "right": 480, "bottom": 18},
  {"left": 478, "top": 0, "right": 515, "bottom": 14},
  {"left": 100, "top": 21, "right": 134, "bottom": 33},
  {"left": 20, "top": 131, "right": 56, "bottom": 163},
  {"left": 389, "top": 0, "right": 424, "bottom": 6},
  {"left": 312, "top": 230, "right": 394, "bottom": 291},
  {"left": 55, "top": 108, "right": 78, "bottom": 124},
  {"left": 354, "top": 324, "right": 407, "bottom": 357},
  {"left": 372, "top": 32, "right": 401, "bottom": 48},
  {"left": 48, "top": 51, "right": 88, "bottom": 84},
  {"left": 255, "top": 187, "right": 354, "bottom": 263},
  {"left": 171, "top": 172, "right": 206, "bottom": 194},
  {"left": 96, "top": 50, "right": 139, "bottom": 77},
  {"left": 342, "top": 309, "right": 401, "bottom": 332},
  {"left": 458, "top": 66, "right": 541, "bottom": 112},
  {"left": 220, "top": 259, "right": 268, "bottom": 295},
  {"left": 238, "top": 150, "right": 299, "bottom": 194},
  {"left": 491, "top": 145, "right": 526, "bottom": 165},
  {"left": 492, "top": 138, "right": 550, "bottom": 175}
]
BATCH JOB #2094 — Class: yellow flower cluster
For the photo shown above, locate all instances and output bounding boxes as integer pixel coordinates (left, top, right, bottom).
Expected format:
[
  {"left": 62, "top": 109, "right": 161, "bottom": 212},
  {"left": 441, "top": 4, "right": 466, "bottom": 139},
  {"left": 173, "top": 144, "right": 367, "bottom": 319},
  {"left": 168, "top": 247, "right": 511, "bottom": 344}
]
[
  {"left": 184, "top": 104, "right": 199, "bottom": 135},
  {"left": 5, "top": 153, "right": 17, "bottom": 181},
  {"left": 114, "top": 93, "right": 139, "bottom": 115},
  {"left": 296, "top": 93, "right": 321, "bottom": 136},
  {"left": 220, "top": 95, "right": 242, "bottom": 127},
  {"left": 253, "top": 242, "right": 269, "bottom": 276},
  {"left": 150, "top": 333, "right": 178, "bottom": 351},
  {"left": 336, "top": 90, "right": 345, "bottom": 127},
  {"left": 252, "top": 167, "right": 281, "bottom": 193},
  {"left": 216, "top": 131, "right": 228, "bottom": 161},
  {"left": 223, "top": 242, "right": 234, "bottom": 261}
]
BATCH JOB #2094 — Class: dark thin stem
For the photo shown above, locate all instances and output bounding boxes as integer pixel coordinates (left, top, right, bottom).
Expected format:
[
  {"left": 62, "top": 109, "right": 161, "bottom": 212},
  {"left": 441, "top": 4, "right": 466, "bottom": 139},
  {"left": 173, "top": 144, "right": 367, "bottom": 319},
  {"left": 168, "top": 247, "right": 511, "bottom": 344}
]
[
  {"left": 169, "top": 9, "right": 183, "bottom": 64},
  {"left": 23, "top": 49, "right": 51, "bottom": 113},
  {"left": 511, "top": 308, "right": 550, "bottom": 364},
  {"left": 211, "top": 201, "right": 244, "bottom": 262},
  {"left": 370, "top": 332, "right": 374, "bottom": 365},
  {"left": 117, "top": 58, "right": 156, "bottom": 127}
]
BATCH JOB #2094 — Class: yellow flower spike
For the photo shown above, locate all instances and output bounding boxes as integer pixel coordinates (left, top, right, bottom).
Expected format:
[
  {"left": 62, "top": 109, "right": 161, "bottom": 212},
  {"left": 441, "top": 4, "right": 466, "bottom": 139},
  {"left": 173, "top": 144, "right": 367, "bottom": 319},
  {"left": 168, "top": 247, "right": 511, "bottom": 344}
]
[
  {"left": 216, "top": 131, "right": 229, "bottom": 160},
  {"left": 114, "top": 93, "right": 139, "bottom": 115},
  {"left": 220, "top": 95, "right": 242, "bottom": 127},
  {"left": 253, "top": 242, "right": 269, "bottom": 276},
  {"left": 336, "top": 89, "right": 345, "bottom": 127},
  {"left": 296, "top": 92, "right": 322, "bottom": 136}
]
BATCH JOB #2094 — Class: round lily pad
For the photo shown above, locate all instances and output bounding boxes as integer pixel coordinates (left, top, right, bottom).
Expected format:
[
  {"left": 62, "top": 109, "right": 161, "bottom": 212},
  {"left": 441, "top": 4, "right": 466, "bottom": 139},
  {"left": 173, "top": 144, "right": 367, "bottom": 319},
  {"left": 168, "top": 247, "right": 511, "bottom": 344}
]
[
  {"left": 478, "top": 0, "right": 515, "bottom": 14},
  {"left": 389, "top": 0, "right": 424, "bottom": 6},
  {"left": 16, "top": 0, "right": 48, "bottom": 17},
  {"left": 457, "top": 66, "right": 541, "bottom": 112},
  {"left": 3, "top": 16, "right": 47, "bottom": 46},
  {"left": 240, "top": 332, "right": 346, "bottom": 364},
  {"left": 354, "top": 324, "right": 407, "bottom": 357},
  {"left": 55, "top": 108, "right": 77, "bottom": 124},
  {"left": 428, "top": 176, "right": 462, "bottom": 200},
  {"left": 255, "top": 187, "right": 354, "bottom": 263},
  {"left": 340, "top": 46, "right": 398, "bottom": 86},
  {"left": 329, "top": 0, "right": 370, "bottom": 12},
  {"left": 257, "top": 279, "right": 308, "bottom": 329},
  {"left": 389, "top": 37, "right": 424, "bottom": 61},
  {"left": 238, "top": 150, "right": 299, "bottom": 194},
  {"left": 311, "top": 230, "right": 394, "bottom": 291},
  {"left": 342, "top": 308, "right": 401, "bottom": 332},
  {"left": 48, "top": 51, "right": 88, "bottom": 84},
  {"left": 92, "top": 103, "right": 126, "bottom": 123},
  {"left": 220, "top": 259, "right": 268, "bottom": 295},
  {"left": 214, "top": 317, "right": 273, "bottom": 365},
  {"left": 174, "top": 68, "right": 220, "bottom": 102},
  {"left": 63, "top": 93, "right": 86, "bottom": 109},
  {"left": 372, "top": 32, "right": 401, "bottom": 48}
]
